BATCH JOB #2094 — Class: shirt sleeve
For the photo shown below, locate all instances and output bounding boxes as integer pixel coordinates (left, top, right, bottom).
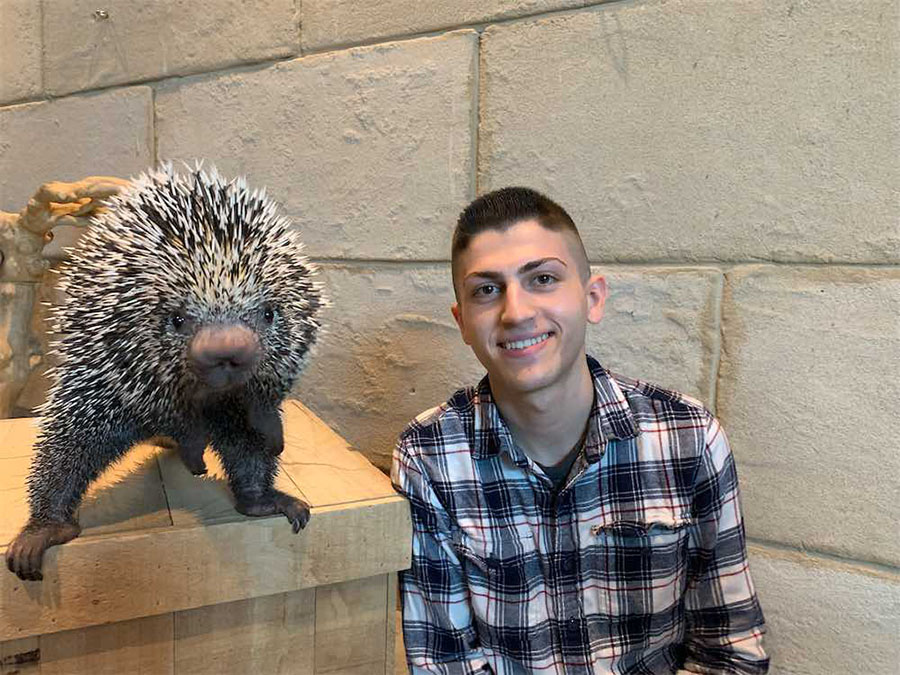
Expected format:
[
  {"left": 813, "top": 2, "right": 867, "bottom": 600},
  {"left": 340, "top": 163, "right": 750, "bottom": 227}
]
[
  {"left": 682, "top": 414, "right": 769, "bottom": 675},
  {"left": 391, "top": 433, "right": 492, "bottom": 675}
]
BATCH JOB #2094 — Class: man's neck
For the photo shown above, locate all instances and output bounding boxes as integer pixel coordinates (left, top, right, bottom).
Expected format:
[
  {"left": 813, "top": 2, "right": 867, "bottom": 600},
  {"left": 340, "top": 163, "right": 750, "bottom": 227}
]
[{"left": 492, "top": 359, "right": 595, "bottom": 467}]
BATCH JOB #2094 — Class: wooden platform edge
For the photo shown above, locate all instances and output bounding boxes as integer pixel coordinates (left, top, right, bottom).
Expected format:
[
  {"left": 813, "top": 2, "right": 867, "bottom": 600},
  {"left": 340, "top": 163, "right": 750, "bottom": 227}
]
[{"left": 0, "top": 495, "right": 412, "bottom": 642}]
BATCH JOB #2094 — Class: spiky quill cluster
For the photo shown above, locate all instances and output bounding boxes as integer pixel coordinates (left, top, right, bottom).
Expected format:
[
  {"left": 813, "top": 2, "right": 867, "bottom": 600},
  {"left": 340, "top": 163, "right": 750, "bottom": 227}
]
[{"left": 38, "top": 164, "right": 323, "bottom": 436}]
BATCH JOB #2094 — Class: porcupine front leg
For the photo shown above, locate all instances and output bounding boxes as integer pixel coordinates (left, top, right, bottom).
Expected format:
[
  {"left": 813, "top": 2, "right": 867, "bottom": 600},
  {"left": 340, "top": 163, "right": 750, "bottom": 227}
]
[
  {"left": 5, "top": 428, "right": 136, "bottom": 581},
  {"left": 147, "top": 430, "right": 208, "bottom": 476},
  {"left": 246, "top": 398, "right": 284, "bottom": 458},
  {"left": 210, "top": 420, "right": 309, "bottom": 534}
]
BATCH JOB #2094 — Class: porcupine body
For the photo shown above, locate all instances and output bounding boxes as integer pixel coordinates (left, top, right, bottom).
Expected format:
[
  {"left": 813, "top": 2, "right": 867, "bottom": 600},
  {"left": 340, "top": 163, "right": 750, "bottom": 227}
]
[{"left": 6, "top": 165, "right": 322, "bottom": 581}]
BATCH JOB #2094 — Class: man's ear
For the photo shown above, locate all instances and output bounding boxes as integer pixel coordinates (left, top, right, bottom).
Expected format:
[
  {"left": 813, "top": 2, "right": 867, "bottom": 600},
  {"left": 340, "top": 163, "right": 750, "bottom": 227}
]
[
  {"left": 586, "top": 274, "right": 607, "bottom": 324},
  {"left": 450, "top": 302, "right": 471, "bottom": 344}
]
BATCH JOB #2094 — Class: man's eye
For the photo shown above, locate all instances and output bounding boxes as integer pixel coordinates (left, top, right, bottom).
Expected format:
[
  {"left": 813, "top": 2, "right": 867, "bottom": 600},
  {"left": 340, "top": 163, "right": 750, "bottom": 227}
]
[
  {"left": 473, "top": 284, "right": 499, "bottom": 298},
  {"left": 533, "top": 273, "right": 557, "bottom": 286}
]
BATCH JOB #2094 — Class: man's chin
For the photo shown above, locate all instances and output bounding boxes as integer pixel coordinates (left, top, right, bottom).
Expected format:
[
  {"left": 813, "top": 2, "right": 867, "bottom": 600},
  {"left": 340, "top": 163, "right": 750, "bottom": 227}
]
[{"left": 489, "top": 364, "right": 555, "bottom": 396}]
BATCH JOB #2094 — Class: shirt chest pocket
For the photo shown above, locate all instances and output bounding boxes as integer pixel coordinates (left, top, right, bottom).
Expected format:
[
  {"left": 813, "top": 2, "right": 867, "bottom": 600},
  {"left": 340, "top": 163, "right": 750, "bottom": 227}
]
[
  {"left": 453, "top": 528, "right": 551, "bottom": 635},
  {"left": 581, "top": 514, "right": 692, "bottom": 620}
]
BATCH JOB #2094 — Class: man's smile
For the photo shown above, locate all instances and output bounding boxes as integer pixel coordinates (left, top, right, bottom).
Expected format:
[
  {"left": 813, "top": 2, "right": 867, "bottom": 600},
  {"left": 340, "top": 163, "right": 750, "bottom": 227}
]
[{"left": 499, "top": 331, "right": 553, "bottom": 351}]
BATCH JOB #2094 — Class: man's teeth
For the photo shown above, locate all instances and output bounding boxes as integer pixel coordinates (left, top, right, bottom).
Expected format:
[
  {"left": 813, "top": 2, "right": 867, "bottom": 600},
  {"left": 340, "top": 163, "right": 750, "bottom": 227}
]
[{"left": 501, "top": 333, "right": 551, "bottom": 350}]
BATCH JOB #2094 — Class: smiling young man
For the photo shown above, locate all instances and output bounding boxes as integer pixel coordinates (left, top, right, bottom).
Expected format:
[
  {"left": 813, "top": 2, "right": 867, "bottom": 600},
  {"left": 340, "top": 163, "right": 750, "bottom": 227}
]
[{"left": 392, "top": 188, "right": 768, "bottom": 674}]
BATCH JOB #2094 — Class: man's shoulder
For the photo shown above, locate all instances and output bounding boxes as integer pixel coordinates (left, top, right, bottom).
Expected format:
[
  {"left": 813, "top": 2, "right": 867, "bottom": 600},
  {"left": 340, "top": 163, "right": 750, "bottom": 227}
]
[
  {"left": 605, "top": 368, "right": 713, "bottom": 426},
  {"left": 397, "top": 385, "right": 479, "bottom": 453}
]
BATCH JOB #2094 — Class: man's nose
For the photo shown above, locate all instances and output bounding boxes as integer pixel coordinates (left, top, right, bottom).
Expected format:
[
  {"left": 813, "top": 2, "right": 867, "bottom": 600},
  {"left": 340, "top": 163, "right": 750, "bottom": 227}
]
[{"left": 500, "top": 284, "right": 535, "bottom": 324}]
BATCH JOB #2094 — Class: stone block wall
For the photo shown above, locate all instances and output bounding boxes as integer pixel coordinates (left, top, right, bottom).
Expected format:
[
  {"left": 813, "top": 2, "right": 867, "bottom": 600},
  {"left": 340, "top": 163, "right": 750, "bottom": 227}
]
[{"left": 1, "top": 1, "right": 897, "bottom": 672}]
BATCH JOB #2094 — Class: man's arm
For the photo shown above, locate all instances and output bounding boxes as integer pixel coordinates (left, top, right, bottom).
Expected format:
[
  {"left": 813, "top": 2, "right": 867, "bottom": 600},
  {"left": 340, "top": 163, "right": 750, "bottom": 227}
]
[
  {"left": 392, "top": 435, "right": 491, "bottom": 675},
  {"left": 682, "top": 414, "right": 769, "bottom": 675}
]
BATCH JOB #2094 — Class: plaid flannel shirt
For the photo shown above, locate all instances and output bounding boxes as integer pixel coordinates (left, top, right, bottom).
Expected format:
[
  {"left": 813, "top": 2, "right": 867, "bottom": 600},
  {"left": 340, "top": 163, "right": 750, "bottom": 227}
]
[{"left": 392, "top": 357, "right": 768, "bottom": 675}]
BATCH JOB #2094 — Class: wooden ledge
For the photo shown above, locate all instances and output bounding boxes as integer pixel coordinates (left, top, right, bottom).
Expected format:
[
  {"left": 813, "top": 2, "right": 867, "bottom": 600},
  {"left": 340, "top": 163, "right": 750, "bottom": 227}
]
[{"left": 0, "top": 401, "right": 411, "bottom": 642}]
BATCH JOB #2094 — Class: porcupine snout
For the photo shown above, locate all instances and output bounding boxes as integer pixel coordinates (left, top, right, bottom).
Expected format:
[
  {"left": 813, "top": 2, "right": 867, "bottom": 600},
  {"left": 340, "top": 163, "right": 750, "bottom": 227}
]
[{"left": 189, "top": 324, "right": 261, "bottom": 392}]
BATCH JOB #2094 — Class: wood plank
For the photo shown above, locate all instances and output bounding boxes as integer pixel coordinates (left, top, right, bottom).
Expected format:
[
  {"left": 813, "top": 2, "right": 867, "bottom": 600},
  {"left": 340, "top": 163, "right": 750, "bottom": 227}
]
[
  {"left": 0, "top": 496, "right": 411, "bottom": 642},
  {"left": 0, "top": 455, "right": 33, "bottom": 547},
  {"left": 0, "top": 418, "right": 38, "bottom": 458},
  {"left": 385, "top": 573, "right": 398, "bottom": 675},
  {"left": 156, "top": 448, "right": 243, "bottom": 529},
  {"left": 0, "top": 430, "right": 170, "bottom": 544},
  {"left": 78, "top": 443, "right": 171, "bottom": 537},
  {"left": 281, "top": 401, "right": 395, "bottom": 507},
  {"left": 314, "top": 575, "right": 387, "bottom": 674},
  {"left": 174, "top": 589, "right": 315, "bottom": 675},
  {"left": 157, "top": 446, "right": 306, "bottom": 529},
  {"left": 39, "top": 613, "right": 173, "bottom": 675},
  {"left": 394, "top": 607, "right": 408, "bottom": 675},
  {"left": 0, "top": 636, "right": 40, "bottom": 675}
]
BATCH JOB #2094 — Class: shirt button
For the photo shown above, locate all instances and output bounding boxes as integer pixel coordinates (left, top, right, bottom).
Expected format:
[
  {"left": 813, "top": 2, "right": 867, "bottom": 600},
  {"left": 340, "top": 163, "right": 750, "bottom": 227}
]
[{"left": 561, "top": 556, "right": 576, "bottom": 575}]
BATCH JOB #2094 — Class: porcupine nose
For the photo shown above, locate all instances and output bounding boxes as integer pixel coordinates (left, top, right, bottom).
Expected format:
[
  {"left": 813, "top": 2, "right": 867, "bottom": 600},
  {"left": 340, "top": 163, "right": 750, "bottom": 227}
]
[{"left": 190, "top": 325, "right": 260, "bottom": 390}]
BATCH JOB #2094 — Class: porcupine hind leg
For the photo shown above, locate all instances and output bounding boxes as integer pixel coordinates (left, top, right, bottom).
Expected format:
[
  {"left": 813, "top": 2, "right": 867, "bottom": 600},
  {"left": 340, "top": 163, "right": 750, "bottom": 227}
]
[
  {"left": 6, "top": 427, "right": 137, "bottom": 581},
  {"left": 209, "top": 414, "right": 309, "bottom": 534}
]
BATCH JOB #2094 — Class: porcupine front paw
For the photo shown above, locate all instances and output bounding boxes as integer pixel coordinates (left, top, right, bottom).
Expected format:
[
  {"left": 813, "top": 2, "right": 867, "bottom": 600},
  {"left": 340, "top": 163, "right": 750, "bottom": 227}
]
[
  {"left": 5, "top": 519, "right": 82, "bottom": 581},
  {"left": 235, "top": 489, "right": 310, "bottom": 534}
]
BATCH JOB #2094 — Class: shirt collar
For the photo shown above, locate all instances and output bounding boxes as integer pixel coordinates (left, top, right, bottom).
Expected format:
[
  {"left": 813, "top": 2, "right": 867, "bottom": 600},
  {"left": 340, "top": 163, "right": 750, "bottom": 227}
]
[{"left": 471, "top": 355, "right": 640, "bottom": 461}]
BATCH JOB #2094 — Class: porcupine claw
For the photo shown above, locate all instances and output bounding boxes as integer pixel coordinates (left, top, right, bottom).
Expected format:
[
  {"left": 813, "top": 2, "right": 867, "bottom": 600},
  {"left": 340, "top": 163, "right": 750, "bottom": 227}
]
[
  {"left": 235, "top": 490, "right": 310, "bottom": 534},
  {"left": 5, "top": 520, "right": 81, "bottom": 581}
]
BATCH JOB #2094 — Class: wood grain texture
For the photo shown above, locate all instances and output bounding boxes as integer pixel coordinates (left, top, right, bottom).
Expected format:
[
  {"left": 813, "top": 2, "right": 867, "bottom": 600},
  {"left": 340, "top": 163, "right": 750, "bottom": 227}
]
[
  {"left": 315, "top": 575, "right": 387, "bottom": 674},
  {"left": 39, "top": 613, "right": 173, "bottom": 675},
  {"left": 281, "top": 401, "right": 396, "bottom": 506},
  {"left": 78, "top": 443, "right": 171, "bottom": 537},
  {"left": 385, "top": 573, "right": 398, "bottom": 675},
  {"left": 174, "top": 589, "right": 315, "bottom": 675}
]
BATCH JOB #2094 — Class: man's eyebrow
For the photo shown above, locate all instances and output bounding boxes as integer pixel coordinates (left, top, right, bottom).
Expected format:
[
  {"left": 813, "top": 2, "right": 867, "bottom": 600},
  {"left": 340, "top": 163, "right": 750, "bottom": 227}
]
[
  {"left": 463, "top": 270, "right": 502, "bottom": 283},
  {"left": 518, "top": 257, "right": 567, "bottom": 274},
  {"left": 464, "top": 257, "right": 567, "bottom": 284}
]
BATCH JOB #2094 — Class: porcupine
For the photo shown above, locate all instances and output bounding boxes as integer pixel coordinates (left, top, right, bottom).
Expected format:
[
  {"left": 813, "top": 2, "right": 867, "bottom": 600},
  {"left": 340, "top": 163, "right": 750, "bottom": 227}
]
[{"left": 5, "top": 165, "right": 323, "bottom": 581}]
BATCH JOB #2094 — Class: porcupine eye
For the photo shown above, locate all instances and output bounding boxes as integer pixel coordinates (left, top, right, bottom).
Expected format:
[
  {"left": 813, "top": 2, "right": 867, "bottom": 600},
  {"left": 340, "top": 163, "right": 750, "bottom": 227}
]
[
  {"left": 262, "top": 306, "right": 276, "bottom": 325},
  {"left": 170, "top": 311, "right": 187, "bottom": 332}
]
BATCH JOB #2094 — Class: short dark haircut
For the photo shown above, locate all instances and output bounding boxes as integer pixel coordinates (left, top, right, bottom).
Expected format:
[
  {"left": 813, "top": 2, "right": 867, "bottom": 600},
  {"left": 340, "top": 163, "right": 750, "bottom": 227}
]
[{"left": 452, "top": 187, "right": 589, "bottom": 293}]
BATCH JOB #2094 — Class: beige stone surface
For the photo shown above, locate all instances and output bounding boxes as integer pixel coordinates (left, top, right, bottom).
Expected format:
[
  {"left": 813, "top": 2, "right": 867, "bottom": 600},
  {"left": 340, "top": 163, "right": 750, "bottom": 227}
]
[
  {"left": 296, "top": 263, "right": 720, "bottom": 471},
  {"left": 301, "top": 0, "right": 592, "bottom": 51},
  {"left": 294, "top": 264, "right": 484, "bottom": 471},
  {"left": 0, "top": 0, "right": 41, "bottom": 103},
  {"left": 156, "top": 31, "right": 476, "bottom": 259},
  {"left": 0, "top": 88, "right": 153, "bottom": 212},
  {"left": 480, "top": 0, "right": 900, "bottom": 263},
  {"left": 749, "top": 545, "right": 900, "bottom": 675},
  {"left": 43, "top": 0, "right": 299, "bottom": 96},
  {"left": 593, "top": 266, "right": 721, "bottom": 404},
  {"left": 719, "top": 266, "right": 900, "bottom": 566}
]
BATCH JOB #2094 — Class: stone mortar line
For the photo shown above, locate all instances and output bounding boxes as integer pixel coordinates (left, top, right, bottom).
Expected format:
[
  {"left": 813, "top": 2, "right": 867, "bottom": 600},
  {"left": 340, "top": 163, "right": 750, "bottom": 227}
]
[
  {"left": 150, "top": 87, "right": 159, "bottom": 166},
  {"left": 38, "top": 0, "right": 46, "bottom": 95},
  {"left": 471, "top": 32, "right": 483, "bottom": 200},
  {"left": 306, "top": 258, "right": 900, "bottom": 270},
  {"left": 298, "top": 0, "right": 632, "bottom": 57},
  {"left": 748, "top": 537, "right": 900, "bottom": 581},
  {"left": 0, "top": 52, "right": 300, "bottom": 109},
  {"left": 295, "top": 0, "right": 303, "bottom": 55},
  {"left": 707, "top": 272, "right": 725, "bottom": 416}
]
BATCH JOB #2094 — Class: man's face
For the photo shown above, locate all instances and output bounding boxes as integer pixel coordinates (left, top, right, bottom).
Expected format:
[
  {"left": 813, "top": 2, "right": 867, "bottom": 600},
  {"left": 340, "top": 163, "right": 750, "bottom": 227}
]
[{"left": 451, "top": 220, "right": 606, "bottom": 398}]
